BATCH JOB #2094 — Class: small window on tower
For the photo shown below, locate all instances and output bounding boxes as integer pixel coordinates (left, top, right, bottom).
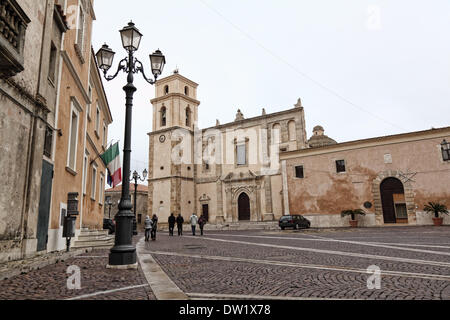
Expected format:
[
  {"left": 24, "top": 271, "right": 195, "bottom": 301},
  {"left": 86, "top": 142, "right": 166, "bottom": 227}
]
[
  {"left": 184, "top": 86, "right": 189, "bottom": 96},
  {"left": 186, "top": 107, "right": 191, "bottom": 127},
  {"left": 161, "top": 107, "right": 167, "bottom": 127},
  {"left": 164, "top": 85, "right": 169, "bottom": 95}
]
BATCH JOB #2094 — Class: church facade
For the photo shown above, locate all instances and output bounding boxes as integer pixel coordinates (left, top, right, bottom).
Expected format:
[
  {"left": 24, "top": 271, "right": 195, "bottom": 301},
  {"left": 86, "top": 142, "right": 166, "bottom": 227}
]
[
  {"left": 147, "top": 72, "right": 450, "bottom": 228},
  {"left": 147, "top": 72, "right": 307, "bottom": 224}
]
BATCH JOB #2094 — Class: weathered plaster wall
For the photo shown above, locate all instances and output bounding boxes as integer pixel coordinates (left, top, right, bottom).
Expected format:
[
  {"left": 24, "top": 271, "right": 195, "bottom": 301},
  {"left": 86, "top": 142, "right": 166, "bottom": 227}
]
[{"left": 284, "top": 130, "right": 450, "bottom": 227}]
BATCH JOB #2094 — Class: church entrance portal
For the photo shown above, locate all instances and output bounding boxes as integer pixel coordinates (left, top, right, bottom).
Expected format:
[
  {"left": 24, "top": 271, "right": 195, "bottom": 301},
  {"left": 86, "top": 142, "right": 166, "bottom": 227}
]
[{"left": 238, "top": 193, "right": 251, "bottom": 221}]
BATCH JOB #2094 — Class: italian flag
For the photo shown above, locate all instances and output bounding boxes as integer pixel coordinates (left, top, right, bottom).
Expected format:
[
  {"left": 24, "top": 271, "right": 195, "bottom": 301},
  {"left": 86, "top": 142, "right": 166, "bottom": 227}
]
[{"left": 100, "top": 142, "right": 122, "bottom": 188}]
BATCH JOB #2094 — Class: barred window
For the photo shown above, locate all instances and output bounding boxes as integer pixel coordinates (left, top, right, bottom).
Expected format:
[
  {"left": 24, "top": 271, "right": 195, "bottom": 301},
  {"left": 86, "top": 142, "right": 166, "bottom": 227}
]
[
  {"left": 295, "top": 166, "right": 304, "bottom": 179},
  {"left": 43, "top": 126, "right": 53, "bottom": 158},
  {"left": 336, "top": 160, "right": 346, "bottom": 173},
  {"left": 442, "top": 140, "right": 450, "bottom": 161}
]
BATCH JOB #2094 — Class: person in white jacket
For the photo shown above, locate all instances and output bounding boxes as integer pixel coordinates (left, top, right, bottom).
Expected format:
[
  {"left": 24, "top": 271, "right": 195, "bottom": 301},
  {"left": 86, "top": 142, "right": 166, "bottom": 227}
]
[
  {"left": 144, "top": 216, "right": 153, "bottom": 242},
  {"left": 190, "top": 213, "right": 198, "bottom": 236}
]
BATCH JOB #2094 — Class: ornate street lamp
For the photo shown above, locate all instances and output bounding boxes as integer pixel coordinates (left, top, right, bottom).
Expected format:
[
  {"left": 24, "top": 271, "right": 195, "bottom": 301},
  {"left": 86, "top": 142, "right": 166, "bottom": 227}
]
[
  {"left": 131, "top": 169, "right": 148, "bottom": 235},
  {"left": 96, "top": 22, "right": 166, "bottom": 267},
  {"left": 106, "top": 196, "right": 113, "bottom": 219}
]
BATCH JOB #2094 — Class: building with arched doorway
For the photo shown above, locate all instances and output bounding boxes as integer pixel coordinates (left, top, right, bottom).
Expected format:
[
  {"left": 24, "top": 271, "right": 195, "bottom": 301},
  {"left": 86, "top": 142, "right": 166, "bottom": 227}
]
[
  {"left": 280, "top": 127, "right": 450, "bottom": 227},
  {"left": 147, "top": 72, "right": 308, "bottom": 224}
]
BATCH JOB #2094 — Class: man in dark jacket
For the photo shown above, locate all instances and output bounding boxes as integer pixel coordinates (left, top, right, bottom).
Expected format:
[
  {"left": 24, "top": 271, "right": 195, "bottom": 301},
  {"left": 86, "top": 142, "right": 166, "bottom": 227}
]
[
  {"left": 198, "top": 215, "right": 206, "bottom": 236},
  {"left": 151, "top": 214, "right": 158, "bottom": 241},
  {"left": 176, "top": 214, "right": 184, "bottom": 236},
  {"left": 168, "top": 213, "right": 176, "bottom": 236}
]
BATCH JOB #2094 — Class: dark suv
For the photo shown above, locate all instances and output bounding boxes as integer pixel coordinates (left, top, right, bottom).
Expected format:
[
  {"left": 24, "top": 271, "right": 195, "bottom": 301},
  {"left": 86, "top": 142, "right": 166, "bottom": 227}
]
[
  {"left": 103, "top": 218, "right": 115, "bottom": 234},
  {"left": 279, "top": 215, "right": 311, "bottom": 230}
]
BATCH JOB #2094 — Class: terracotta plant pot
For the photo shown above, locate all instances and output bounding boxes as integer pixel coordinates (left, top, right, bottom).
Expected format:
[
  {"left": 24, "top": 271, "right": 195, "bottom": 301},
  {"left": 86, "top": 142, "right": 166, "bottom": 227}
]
[
  {"left": 349, "top": 220, "right": 358, "bottom": 228},
  {"left": 432, "top": 217, "right": 444, "bottom": 226}
]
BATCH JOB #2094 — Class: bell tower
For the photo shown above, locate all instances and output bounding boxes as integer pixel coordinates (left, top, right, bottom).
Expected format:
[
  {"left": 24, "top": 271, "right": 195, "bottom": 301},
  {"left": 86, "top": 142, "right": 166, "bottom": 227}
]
[
  {"left": 151, "top": 70, "right": 200, "bottom": 131},
  {"left": 148, "top": 71, "right": 200, "bottom": 223}
]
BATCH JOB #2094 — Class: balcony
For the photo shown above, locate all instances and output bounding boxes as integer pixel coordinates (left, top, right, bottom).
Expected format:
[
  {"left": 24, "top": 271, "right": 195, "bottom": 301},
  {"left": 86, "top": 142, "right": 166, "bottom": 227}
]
[{"left": 0, "top": 0, "right": 30, "bottom": 78}]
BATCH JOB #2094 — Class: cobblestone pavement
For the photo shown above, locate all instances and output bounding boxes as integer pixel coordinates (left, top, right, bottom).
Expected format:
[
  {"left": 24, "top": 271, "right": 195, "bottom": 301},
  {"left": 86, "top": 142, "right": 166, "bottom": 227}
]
[
  {"left": 0, "top": 236, "right": 155, "bottom": 300},
  {"left": 143, "top": 226, "right": 450, "bottom": 300}
]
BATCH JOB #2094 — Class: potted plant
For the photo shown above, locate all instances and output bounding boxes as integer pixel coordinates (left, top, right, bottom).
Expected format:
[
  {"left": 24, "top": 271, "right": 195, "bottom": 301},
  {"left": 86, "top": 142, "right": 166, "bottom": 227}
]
[
  {"left": 423, "top": 202, "right": 449, "bottom": 226},
  {"left": 341, "top": 209, "right": 366, "bottom": 228}
]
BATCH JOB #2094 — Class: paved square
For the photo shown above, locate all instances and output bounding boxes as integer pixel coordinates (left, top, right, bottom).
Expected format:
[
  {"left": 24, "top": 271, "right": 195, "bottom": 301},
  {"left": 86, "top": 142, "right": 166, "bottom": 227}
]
[{"left": 142, "top": 226, "right": 450, "bottom": 300}]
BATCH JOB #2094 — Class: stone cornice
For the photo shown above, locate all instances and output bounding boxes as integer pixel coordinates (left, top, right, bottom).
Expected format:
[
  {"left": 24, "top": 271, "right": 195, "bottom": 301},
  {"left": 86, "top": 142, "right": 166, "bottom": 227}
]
[
  {"left": 148, "top": 176, "right": 194, "bottom": 182},
  {"left": 155, "top": 73, "right": 199, "bottom": 87},
  {"left": 147, "top": 126, "right": 194, "bottom": 137},
  {"left": 150, "top": 92, "right": 201, "bottom": 105},
  {"left": 202, "top": 107, "right": 303, "bottom": 132},
  {"left": 280, "top": 126, "right": 450, "bottom": 160}
]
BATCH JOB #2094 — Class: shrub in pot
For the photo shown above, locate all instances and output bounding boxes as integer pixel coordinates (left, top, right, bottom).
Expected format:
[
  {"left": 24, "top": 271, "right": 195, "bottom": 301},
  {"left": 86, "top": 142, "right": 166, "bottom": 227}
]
[
  {"left": 341, "top": 209, "right": 366, "bottom": 228},
  {"left": 423, "top": 202, "right": 448, "bottom": 226}
]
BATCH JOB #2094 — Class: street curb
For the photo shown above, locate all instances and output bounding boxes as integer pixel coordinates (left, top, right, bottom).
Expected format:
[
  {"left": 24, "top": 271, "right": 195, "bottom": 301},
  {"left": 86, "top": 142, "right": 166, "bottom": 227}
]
[
  {"left": 136, "top": 237, "right": 188, "bottom": 300},
  {"left": 0, "top": 248, "right": 92, "bottom": 281}
]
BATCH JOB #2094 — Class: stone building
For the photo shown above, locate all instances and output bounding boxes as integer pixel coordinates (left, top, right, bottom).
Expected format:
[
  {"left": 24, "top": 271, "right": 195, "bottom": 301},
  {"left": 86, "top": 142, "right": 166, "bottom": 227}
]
[
  {"left": 148, "top": 72, "right": 308, "bottom": 224},
  {"left": 280, "top": 127, "right": 450, "bottom": 227},
  {"left": 0, "top": 0, "right": 69, "bottom": 262},
  {"left": 47, "top": 0, "right": 112, "bottom": 252},
  {"left": 104, "top": 184, "right": 148, "bottom": 230}
]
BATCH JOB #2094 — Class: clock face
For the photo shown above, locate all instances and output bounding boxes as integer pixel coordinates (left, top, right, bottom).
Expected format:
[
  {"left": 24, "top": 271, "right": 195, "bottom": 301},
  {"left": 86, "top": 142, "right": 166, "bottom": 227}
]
[{"left": 159, "top": 135, "right": 166, "bottom": 143}]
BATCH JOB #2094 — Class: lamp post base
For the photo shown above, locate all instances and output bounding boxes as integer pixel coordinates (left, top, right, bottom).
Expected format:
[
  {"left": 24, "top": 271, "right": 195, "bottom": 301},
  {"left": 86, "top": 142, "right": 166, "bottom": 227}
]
[
  {"left": 106, "top": 262, "right": 138, "bottom": 270},
  {"left": 109, "top": 245, "right": 137, "bottom": 266}
]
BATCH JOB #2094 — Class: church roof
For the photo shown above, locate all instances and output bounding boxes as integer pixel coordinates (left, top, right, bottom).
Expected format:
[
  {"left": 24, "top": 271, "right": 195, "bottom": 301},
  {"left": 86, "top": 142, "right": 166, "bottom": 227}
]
[{"left": 308, "top": 134, "right": 338, "bottom": 148}]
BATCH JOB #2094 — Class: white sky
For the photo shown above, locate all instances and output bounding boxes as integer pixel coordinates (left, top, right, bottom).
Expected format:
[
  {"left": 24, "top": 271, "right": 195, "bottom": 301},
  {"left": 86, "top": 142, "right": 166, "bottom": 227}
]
[{"left": 91, "top": 0, "right": 450, "bottom": 180}]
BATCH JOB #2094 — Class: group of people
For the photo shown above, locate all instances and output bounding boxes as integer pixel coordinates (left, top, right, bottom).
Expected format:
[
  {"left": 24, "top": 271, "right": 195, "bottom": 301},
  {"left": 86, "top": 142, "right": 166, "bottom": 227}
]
[
  {"left": 144, "top": 213, "right": 207, "bottom": 242},
  {"left": 144, "top": 214, "right": 158, "bottom": 242}
]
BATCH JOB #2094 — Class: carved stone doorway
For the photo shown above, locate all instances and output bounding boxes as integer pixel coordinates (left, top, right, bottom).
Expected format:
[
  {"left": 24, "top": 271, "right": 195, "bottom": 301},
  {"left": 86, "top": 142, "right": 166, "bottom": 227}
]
[{"left": 238, "top": 193, "right": 251, "bottom": 221}]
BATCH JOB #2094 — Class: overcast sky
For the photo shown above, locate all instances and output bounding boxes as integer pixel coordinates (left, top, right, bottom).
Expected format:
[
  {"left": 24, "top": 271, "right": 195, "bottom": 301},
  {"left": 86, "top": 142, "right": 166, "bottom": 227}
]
[{"left": 91, "top": 0, "right": 450, "bottom": 182}]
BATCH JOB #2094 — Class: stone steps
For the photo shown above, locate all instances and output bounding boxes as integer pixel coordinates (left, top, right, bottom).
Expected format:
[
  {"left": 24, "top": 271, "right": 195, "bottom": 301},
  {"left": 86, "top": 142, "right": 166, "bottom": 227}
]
[{"left": 72, "top": 229, "right": 114, "bottom": 250}]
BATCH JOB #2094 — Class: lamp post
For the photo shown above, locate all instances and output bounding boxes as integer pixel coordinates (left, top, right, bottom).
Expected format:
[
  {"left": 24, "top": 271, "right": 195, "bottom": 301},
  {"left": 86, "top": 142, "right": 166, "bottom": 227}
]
[
  {"left": 96, "top": 21, "right": 166, "bottom": 266},
  {"left": 106, "top": 196, "right": 113, "bottom": 219},
  {"left": 131, "top": 169, "right": 148, "bottom": 235}
]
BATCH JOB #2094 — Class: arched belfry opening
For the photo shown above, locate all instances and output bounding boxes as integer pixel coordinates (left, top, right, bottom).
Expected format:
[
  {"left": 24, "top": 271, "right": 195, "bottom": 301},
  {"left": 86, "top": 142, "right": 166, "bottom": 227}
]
[{"left": 238, "top": 193, "right": 251, "bottom": 221}]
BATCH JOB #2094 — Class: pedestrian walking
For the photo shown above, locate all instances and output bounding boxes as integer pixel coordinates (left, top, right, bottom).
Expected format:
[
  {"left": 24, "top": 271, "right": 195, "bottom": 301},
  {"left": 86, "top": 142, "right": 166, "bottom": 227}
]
[
  {"left": 176, "top": 213, "right": 184, "bottom": 236},
  {"left": 151, "top": 214, "right": 158, "bottom": 241},
  {"left": 198, "top": 215, "right": 206, "bottom": 236},
  {"left": 144, "top": 216, "right": 153, "bottom": 242},
  {"left": 168, "top": 213, "right": 176, "bottom": 236},
  {"left": 190, "top": 213, "right": 198, "bottom": 236}
]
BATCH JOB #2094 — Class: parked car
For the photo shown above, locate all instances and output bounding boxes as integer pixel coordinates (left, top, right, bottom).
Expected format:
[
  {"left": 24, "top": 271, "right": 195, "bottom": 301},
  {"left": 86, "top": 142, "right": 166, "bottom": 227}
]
[
  {"left": 279, "top": 215, "right": 311, "bottom": 230},
  {"left": 103, "top": 218, "right": 115, "bottom": 234}
]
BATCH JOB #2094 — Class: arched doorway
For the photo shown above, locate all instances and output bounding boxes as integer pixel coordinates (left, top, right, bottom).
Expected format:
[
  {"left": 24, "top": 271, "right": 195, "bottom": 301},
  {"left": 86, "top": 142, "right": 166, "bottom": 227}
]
[
  {"left": 238, "top": 193, "right": 251, "bottom": 221},
  {"left": 380, "top": 177, "right": 407, "bottom": 224}
]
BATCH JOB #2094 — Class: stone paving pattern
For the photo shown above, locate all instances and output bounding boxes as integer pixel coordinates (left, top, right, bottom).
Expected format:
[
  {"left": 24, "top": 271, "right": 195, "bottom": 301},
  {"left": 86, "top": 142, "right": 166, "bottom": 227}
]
[
  {"left": 146, "top": 226, "right": 450, "bottom": 300},
  {"left": 0, "top": 226, "right": 449, "bottom": 300},
  {"left": 0, "top": 236, "right": 156, "bottom": 300}
]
